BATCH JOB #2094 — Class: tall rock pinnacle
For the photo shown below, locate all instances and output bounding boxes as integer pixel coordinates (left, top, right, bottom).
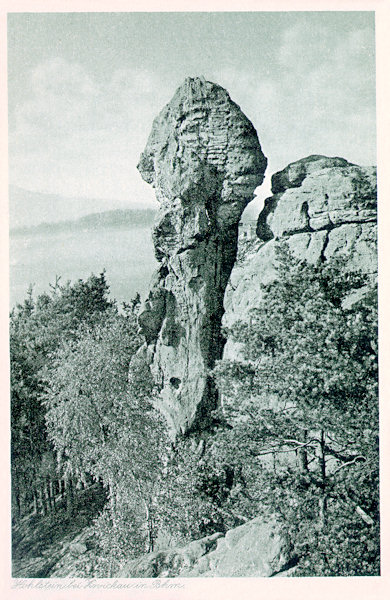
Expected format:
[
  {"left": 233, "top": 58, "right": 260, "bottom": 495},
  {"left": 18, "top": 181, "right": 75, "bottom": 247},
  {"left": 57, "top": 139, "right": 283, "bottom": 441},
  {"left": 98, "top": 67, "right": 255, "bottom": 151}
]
[{"left": 137, "top": 77, "right": 267, "bottom": 436}]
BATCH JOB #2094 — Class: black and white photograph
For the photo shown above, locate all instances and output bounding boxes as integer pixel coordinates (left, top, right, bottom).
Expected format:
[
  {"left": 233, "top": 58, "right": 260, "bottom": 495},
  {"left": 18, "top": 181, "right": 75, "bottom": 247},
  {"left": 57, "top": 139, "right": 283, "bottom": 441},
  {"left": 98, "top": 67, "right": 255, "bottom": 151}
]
[{"left": 2, "top": 1, "right": 389, "bottom": 597}]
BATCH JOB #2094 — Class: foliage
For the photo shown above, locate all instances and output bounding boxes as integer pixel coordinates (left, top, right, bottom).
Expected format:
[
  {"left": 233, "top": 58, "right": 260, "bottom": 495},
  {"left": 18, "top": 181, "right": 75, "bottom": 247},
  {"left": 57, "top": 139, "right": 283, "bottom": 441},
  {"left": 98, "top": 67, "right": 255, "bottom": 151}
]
[
  {"left": 91, "top": 389, "right": 169, "bottom": 572},
  {"left": 42, "top": 307, "right": 170, "bottom": 573},
  {"left": 212, "top": 246, "right": 379, "bottom": 575},
  {"left": 10, "top": 273, "right": 114, "bottom": 517},
  {"left": 155, "top": 439, "right": 235, "bottom": 547},
  {"left": 43, "top": 310, "right": 141, "bottom": 480}
]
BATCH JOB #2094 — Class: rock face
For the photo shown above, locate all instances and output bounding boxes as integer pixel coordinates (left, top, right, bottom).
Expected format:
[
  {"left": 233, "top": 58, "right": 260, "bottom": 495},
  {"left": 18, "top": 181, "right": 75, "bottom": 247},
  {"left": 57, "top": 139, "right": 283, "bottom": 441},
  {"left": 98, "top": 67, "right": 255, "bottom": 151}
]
[
  {"left": 118, "top": 517, "right": 295, "bottom": 578},
  {"left": 224, "top": 155, "right": 377, "bottom": 345},
  {"left": 257, "top": 154, "right": 376, "bottom": 243},
  {"left": 137, "top": 77, "right": 267, "bottom": 435},
  {"left": 118, "top": 532, "right": 224, "bottom": 578}
]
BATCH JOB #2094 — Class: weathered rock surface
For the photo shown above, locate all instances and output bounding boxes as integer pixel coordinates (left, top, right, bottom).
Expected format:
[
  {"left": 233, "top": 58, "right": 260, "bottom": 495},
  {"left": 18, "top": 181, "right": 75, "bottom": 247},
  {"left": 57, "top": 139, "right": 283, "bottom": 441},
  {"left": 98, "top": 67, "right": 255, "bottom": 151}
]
[
  {"left": 137, "top": 77, "right": 267, "bottom": 435},
  {"left": 118, "top": 517, "right": 295, "bottom": 578},
  {"left": 257, "top": 154, "right": 376, "bottom": 240},
  {"left": 118, "top": 532, "right": 224, "bottom": 578},
  {"left": 224, "top": 155, "right": 377, "bottom": 347}
]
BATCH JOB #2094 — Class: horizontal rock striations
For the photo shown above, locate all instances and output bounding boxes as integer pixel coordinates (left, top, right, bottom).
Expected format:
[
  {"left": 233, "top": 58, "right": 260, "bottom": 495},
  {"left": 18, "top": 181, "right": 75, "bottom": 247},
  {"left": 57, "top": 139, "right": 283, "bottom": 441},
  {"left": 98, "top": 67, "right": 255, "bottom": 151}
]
[
  {"left": 257, "top": 155, "right": 376, "bottom": 241},
  {"left": 224, "top": 155, "right": 377, "bottom": 345},
  {"left": 137, "top": 77, "right": 267, "bottom": 436}
]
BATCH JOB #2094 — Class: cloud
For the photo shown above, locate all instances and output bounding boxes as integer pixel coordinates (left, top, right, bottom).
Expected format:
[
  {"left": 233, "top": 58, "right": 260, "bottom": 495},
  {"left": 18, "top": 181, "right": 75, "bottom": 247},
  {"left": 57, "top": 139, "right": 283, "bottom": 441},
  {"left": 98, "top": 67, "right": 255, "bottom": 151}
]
[
  {"left": 279, "top": 26, "right": 376, "bottom": 164},
  {"left": 216, "top": 22, "right": 376, "bottom": 182},
  {"left": 9, "top": 58, "right": 172, "bottom": 201},
  {"left": 14, "top": 58, "right": 99, "bottom": 137},
  {"left": 9, "top": 22, "right": 376, "bottom": 205},
  {"left": 276, "top": 24, "right": 375, "bottom": 114}
]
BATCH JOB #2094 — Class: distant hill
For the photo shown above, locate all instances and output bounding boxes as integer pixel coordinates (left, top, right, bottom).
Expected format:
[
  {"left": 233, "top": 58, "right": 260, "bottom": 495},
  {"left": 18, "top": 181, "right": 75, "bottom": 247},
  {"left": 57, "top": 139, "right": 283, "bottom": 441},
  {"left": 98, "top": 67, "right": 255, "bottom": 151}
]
[
  {"left": 9, "top": 185, "right": 156, "bottom": 230},
  {"left": 10, "top": 208, "right": 156, "bottom": 235}
]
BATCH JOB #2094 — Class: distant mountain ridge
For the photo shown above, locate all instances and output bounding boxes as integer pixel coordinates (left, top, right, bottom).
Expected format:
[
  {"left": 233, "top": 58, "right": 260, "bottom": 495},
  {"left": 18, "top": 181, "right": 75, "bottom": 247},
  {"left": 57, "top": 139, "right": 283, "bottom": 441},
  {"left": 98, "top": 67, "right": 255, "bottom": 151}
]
[
  {"left": 10, "top": 208, "right": 156, "bottom": 235},
  {"left": 9, "top": 185, "right": 156, "bottom": 229}
]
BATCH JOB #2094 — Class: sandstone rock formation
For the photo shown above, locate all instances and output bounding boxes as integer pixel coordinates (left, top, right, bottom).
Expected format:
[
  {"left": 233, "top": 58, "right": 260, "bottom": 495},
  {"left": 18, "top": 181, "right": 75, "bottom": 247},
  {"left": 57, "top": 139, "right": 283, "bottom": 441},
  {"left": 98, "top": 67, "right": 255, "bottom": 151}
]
[
  {"left": 118, "top": 517, "right": 295, "bottom": 578},
  {"left": 224, "top": 155, "right": 377, "bottom": 349},
  {"left": 137, "top": 77, "right": 267, "bottom": 435}
]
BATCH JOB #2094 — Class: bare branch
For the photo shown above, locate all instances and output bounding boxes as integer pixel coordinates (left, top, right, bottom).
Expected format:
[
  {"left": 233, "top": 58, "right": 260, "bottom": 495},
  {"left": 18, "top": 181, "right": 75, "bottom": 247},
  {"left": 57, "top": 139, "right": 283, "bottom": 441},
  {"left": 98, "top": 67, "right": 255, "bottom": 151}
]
[
  {"left": 324, "top": 444, "right": 364, "bottom": 464},
  {"left": 356, "top": 505, "right": 374, "bottom": 526},
  {"left": 281, "top": 438, "right": 319, "bottom": 448},
  {"left": 331, "top": 456, "right": 366, "bottom": 476},
  {"left": 252, "top": 444, "right": 317, "bottom": 458}
]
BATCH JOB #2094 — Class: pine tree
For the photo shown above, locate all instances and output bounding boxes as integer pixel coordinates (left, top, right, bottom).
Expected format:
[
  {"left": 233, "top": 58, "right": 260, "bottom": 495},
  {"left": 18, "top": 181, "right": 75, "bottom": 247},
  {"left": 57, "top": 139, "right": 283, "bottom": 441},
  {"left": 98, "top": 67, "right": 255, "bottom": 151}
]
[{"left": 212, "top": 246, "right": 379, "bottom": 575}]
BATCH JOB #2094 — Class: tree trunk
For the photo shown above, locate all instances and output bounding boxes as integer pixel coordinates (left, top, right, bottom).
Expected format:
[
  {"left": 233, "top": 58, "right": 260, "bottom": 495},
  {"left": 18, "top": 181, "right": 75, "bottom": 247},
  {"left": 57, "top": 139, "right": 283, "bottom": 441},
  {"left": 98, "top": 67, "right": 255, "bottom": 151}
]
[
  {"left": 38, "top": 486, "right": 45, "bottom": 515},
  {"left": 298, "top": 429, "right": 309, "bottom": 473},
  {"left": 51, "top": 480, "right": 58, "bottom": 508},
  {"left": 65, "top": 478, "right": 74, "bottom": 518},
  {"left": 143, "top": 501, "right": 154, "bottom": 553},
  {"left": 318, "top": 430, "right": 327, "bottom": 528},
  {"left": 43, "top": 482, "right": 51, "bottom": 515},
  {"left": 43, "top": 484, "right": 50, "bottom": 514},
  {"left": 12, "top": 486, "right": 21, "bottom": 520},
  {"left": 47, "top": 478, "right": 55, "bottom": 513},
  {"left": 108, "top": 481, "right": 118, "bottom": 530},
  {"left": 50, "top": 480, "right": 56, "bottom": 512}
]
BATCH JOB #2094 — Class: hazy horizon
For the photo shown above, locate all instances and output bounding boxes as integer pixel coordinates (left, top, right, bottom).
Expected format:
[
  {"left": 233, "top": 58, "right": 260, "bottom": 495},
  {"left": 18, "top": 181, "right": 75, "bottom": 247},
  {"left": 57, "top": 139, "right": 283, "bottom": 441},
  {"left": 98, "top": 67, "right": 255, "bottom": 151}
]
[
  {"left": 8, "top": 184, "right": 158, "bottom": 229},
  {"left": 10, "top": 225, "right": 158, "bottom": 309}
]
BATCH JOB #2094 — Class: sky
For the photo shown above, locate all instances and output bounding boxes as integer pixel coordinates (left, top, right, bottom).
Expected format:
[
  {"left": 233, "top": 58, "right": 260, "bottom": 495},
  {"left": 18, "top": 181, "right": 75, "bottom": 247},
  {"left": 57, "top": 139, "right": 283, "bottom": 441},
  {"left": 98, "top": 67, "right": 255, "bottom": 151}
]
[{"left": 8, "top": 11, "right": 376, "bottom": 213}]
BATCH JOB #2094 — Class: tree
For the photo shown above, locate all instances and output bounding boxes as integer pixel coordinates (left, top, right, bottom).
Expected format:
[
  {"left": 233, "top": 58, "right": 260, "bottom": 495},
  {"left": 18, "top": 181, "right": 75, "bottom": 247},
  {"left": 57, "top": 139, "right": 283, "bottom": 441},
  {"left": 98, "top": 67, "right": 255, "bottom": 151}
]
[
  {"left": 212, "top": 246, "right": 379, "bottom": 575},
  {"left": 43, "top": 306, "right": 169, "bottom": 574},
  {"left": 155, "top": 438, "right": 236, "bottom": 547},
  {"left": 43, "top": 311, "right": 140, "bottom": 480},
  {"left": 10, "top": 273, "right": 114, "bottom": 519}
]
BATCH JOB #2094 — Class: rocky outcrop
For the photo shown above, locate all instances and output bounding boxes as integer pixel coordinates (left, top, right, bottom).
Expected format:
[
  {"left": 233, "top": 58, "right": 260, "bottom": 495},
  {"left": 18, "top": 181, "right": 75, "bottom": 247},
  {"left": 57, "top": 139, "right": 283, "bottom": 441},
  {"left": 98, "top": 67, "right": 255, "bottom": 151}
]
[
  {"left": 118, "top": 532, "right": 224, "bottom": 578},
  {"left": 257, "top": 154, "right": 376, "bottom": 242},
  {"left": 118, "top": 517, "right": 295, "bottom": 578},
  {"left": 224, "top": 155, "right": 377, "bottom": 343},
  {"left": 137, "top": 77, "right": 267, "bottom": 436}
]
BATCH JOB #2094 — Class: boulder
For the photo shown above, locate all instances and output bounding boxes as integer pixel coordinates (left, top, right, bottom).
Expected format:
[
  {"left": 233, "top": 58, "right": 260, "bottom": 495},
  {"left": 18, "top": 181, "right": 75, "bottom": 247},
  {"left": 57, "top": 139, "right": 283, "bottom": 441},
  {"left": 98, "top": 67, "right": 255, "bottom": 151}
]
[
  {"left": 118, "top": 518, "right": 294, "bottom": 578},
  {"left": 69, "top": 542, "right": 87, "bottom": 556},
  {"left": 185, "top": 517, "right": 292, "bottom": 577},
  {"left": 117, "top": 531, "right": 224, "bottom": 578}
]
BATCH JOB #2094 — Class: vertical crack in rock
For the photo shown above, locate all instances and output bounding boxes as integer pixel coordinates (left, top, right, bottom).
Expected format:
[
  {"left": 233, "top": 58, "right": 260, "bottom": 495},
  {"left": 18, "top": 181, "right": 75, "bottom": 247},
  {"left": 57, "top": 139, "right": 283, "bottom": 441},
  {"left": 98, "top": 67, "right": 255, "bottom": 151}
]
[
  {"left": 319, "top": 229, "right": 331, "bottom": 263},
  {"left": 137, "top": 77, "right": 267, "bottom": 436}
]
